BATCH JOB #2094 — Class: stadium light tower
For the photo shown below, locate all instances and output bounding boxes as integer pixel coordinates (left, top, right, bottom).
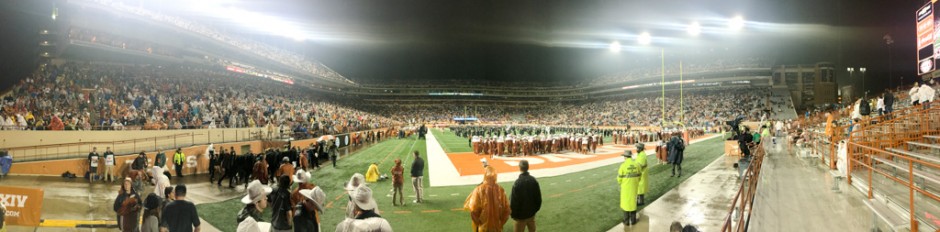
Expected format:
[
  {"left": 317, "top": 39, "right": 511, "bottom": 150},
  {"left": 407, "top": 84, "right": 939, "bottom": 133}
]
[
  {"left": 729, "top": 15, "right": 745, "bottom": 31},
  {"left": 687, "top": 21, "right": 701, "bottom": 36},
  {"left": 859, "top": 67, "right": 867, "bottom": 96},
  {"left": 638, "top": 32, "right": 652, "bottom": 45},
  {"left": 609, "top": 41, "right": 622, "bottom": 53}
]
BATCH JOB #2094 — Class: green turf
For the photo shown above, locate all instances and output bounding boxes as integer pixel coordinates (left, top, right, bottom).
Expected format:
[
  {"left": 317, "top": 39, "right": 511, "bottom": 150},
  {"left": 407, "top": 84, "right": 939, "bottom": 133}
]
[{"left": 198, "top": 131, "right": 727, "bottom": 232}]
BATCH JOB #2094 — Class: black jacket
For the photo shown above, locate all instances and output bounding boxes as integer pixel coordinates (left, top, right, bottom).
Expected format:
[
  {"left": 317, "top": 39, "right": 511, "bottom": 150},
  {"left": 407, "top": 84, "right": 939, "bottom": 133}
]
[
  {"left": 667, "top": 136, "right": 685, "bottom": 165},
  {"left": 236, "top": 205, "right": 263, "bottom": 224},
  {"left": 292, "top": 203, "right": 319, "bottom": 232},
  {"left": 884, "top": 93, "right": 895, "bottom": 108},
  {"left": 510, "top": 172, "right": 542, "bottom": 220},
  {"left": 411, "top": 157, "right": 424, "bottom": 177},
  {"left": 270, "top": 188, "right": 293, "bottom": 230}
]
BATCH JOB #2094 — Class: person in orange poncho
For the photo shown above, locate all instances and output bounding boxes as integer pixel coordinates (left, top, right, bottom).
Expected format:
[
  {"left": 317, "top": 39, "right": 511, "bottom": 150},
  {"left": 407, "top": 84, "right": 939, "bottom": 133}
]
[
  {"left": 463, "top": 164, "right": 511, "bottom": 232},
  {"left": 823, "top": 112, "right": 834, "bottom": 139}
]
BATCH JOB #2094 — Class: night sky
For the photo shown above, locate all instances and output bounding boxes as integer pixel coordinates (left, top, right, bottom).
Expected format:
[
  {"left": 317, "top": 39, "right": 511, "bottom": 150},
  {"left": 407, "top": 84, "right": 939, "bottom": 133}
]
[{"left": 0, "top": 0, "right": 927, "bottom": 90}]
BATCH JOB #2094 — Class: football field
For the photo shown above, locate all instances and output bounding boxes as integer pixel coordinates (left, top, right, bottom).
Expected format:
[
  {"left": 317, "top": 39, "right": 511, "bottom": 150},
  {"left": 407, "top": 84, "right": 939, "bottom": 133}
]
[{"left": 198, "top": 129, "right": 727, "bottom": 232}]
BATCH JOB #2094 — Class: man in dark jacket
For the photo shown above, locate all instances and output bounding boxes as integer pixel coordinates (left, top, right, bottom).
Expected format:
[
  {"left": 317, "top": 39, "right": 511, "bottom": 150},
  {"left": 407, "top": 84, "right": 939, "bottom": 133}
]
[
  {"left": 410, "top": 151, "right": 425, "bottom": 203},
  {"left": 884, "top": 90, "right": 895, "bottom": 117},
  {"left": 510, "top": 160, "right": 541, "bottom": 232},
  {"left": 667, "top": 134, "right": 686, "bottom": 177},
  {"left": 218, "top": 150, "right": 236, "bottom": 188},
  {"left": 270, "top": 175, "right": 294, "bottom": 231}
]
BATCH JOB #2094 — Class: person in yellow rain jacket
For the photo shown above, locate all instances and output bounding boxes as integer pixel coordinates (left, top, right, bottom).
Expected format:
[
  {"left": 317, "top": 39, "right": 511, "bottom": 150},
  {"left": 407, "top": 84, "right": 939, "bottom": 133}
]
[
  {"left": 617, "top": 150, "right": 641, "bottom": 226},
  {"left": 365, "top": 163, "right": 380, "bottom": 183},
  {"left": 464, "top": 165, "right": 511, "bottom": 232},
  {"left": 635, "top": 143, "right": 649, "bottom": 206},
  {"left": 173, "top": 148, "right": 185, "bottom": 178}
]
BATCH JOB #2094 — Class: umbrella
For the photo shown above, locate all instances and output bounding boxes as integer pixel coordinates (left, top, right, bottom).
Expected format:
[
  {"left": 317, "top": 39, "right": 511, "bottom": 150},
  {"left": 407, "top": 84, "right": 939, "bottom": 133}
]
[{"left": 317, "top": 135, "right": 335, "bottom": 142}]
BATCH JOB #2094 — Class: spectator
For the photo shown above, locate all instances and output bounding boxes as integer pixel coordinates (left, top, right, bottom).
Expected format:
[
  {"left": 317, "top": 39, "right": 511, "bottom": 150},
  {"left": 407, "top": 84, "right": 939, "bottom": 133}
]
[
  {"left": 207, "top": 144, "right": 217, "bottom": 182},
  {"left": 510, "top": 160, "right": 541, "bottom": 232},
  {"left": 884, "top": 91, "right": 895, "bottom": 116},
  {"left": 670, "top": 221, "right": 700, "bottom": 232},
  {"left": 238, "top": 180, "right": 273, "bottom": 224},
  {"left": 270, "top": 175, "right": 294, "bottom": 232},
  {"left": 161, "top": 184, "right": 201, "bottom": 232},
  {"left": 291, "top": 170, "right": 315, "bottom": 211},
  {"left": 919, "top": 80, "right": 936, "bottom": 109},
  {"left": 154, "top": 172, "right": 171, "bottom": 201},
  {"left": 1, "top": 201, "right": 6, "bottom": 232},
  {"left": 115, "top": 177, "right": 142, "bottom": 232},
  {"left": 103, "top": 147, "right": 115, "bottom": 183},
  {"left": 335, "top": 186, "right": 392, "bottom": 232},
  {"left": 275, "top": 157, "right": 295, "bottom": 184},
  {"left": 218, "top": 149, "right": 236, "bottom": 187},
  {"left": 142, "top": 193, "right": 162, "bottom": 232},
  {"left": 463, "top": 165, "right": 511, "bottom": 232},
  {"left": 329, "top": 143, "right": 338, "bottom": 168},
  {"left": 668, "top": 135, "right": 685, "bottom": 178},
  {"left": 390, "top": 159, "right": 405, "bottom": 206},
  {"left": 88, "top": 147, "right": 100, "bottom": 183},
  {"left": 154, "top": 150, "right": 167, "bottom": 180},
  {"left": 294, "top": 187, "right": 326, "bottom": 232},
  {"left": 344, "top": 173, "right": 367, "bottom": 218},
  {"left": 410, "top": 151, "right": 425, "bottom": 204}
]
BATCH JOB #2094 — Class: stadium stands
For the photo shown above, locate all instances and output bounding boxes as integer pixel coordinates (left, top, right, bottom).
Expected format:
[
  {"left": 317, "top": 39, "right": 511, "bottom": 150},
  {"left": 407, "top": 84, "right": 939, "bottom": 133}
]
[
  {"left": 81, "top": 0, "right": 352, "bottom": 84},
  {"left": 0, "top": 63, "right": 397, "bottom": 137}
]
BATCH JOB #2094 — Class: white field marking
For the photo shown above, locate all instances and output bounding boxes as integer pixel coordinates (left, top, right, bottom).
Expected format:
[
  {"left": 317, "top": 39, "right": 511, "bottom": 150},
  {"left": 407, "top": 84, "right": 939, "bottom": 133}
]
[
  {"left": 540, "top": 154, "right": 571, "bottom": 162},
  {"left": 495, "top": 156, "right": 545, "bottom": 166}
]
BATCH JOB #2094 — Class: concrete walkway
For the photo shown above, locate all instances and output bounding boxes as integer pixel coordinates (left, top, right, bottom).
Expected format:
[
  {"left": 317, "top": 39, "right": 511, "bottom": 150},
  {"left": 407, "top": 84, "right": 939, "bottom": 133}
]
[
  {"left": 0, "top": 175, "right": 239, "bottom": 232},
  {"left": 748, "top": 141, "right": 870, "bottom": 231},
  {"left": 606, "top": 152, "right": 741, "bottom": 232}
]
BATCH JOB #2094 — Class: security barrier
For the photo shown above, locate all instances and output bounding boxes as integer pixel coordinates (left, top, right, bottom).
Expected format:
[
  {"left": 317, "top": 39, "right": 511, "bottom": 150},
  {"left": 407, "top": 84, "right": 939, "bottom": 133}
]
[{"left": 720, "top": 137, "right": 766, "bottom": 232}]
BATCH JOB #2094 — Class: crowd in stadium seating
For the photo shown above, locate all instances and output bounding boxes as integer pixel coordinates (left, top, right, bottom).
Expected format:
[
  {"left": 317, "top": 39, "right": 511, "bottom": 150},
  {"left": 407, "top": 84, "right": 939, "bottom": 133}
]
[
  {"left": 591, "top": 57, "right": 770, "bottom": 85},
  {"left": 0, "top": 63, "right": 396, "bottom": 136},
  {"left": 367, "top": 88, "right": 771, "bottom": 129},
  {"left": 68, "top": 27, "right": 179, "bottom": 58},
  {"left": 86, "top": 0, "right": 351, "bottom": 84}
]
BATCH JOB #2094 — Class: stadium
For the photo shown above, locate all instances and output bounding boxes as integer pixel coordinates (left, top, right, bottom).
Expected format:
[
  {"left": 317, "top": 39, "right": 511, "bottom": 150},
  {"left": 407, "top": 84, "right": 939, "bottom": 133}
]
[{"left": 0, "top": 0, "right": 937, "bottom": 232}]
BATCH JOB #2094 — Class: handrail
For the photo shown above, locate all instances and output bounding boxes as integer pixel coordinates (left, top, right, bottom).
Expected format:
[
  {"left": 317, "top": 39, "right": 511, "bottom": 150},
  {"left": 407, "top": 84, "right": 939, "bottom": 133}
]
[
  {"left": 843, "top": 104, "right": 940, "bottom": 232},
  {"left": 721, "top": 137, "right": 767, "bottom": 232},
  {"left": 847, "top": 142, "right": 940, "bottom": 232},
  {"left": 3, "top": 133, "right": 194, "bottom": 151},
  {"left": 3, "top": 128, "right": 280, "bottom": 162}
]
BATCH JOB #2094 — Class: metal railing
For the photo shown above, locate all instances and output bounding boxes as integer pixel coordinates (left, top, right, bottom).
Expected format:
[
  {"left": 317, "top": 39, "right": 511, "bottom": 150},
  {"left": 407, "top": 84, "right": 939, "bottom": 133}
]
[
  {"left": 721, "top": 138, "right": 767, "bottom": 232},
  {"left": 846, "top": 104, "right": 940, "bottom": 232},
  {"left": 3, "top": 128, "right": 286, "bottom": 162}
]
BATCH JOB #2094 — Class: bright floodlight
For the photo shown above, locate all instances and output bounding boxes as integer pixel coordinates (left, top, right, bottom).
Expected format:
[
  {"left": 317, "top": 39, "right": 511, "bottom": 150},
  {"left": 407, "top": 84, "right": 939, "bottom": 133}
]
[
  {"left": 638, "top": 32, "right": 651, "bottom": 45},
  {"left": 688, "top": 22, "right": 701, "bottom": 36},
  {"left": 609, "top": 41, "right": 622, "bottom": 53},
  {"left": 729, "top": 15, "right": 745, "bottom": 31}
]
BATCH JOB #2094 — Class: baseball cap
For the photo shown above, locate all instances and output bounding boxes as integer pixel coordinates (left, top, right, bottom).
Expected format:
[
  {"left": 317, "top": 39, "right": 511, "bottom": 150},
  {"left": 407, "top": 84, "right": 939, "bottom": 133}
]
[{"left": 241, "top": 180, "right": 273, "bottom": 204}]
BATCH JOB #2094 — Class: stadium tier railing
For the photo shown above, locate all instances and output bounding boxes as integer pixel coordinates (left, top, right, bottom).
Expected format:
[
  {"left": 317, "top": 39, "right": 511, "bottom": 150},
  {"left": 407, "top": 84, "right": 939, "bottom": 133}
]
[
  {"left": 721, "top": 137, "right": 767, "bottom": 232},
  {"left": 846, "top": 104, "right": 940, "bottom": 231},
  {"left": 3, "top": 128, "right": 284, "bottom": 162}
]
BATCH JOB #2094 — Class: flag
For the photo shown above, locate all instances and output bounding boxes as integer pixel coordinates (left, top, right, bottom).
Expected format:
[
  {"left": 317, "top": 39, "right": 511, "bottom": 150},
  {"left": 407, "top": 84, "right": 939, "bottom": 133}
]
[{"left": 883, "top": 34, "right": 894, "bottom": 45}]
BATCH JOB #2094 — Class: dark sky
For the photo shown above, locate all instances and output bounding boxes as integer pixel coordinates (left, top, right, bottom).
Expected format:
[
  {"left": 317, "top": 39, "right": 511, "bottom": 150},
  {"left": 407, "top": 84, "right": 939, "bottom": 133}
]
[{"left": 0, "top": 0, "right": 927, "bottom": 89}]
